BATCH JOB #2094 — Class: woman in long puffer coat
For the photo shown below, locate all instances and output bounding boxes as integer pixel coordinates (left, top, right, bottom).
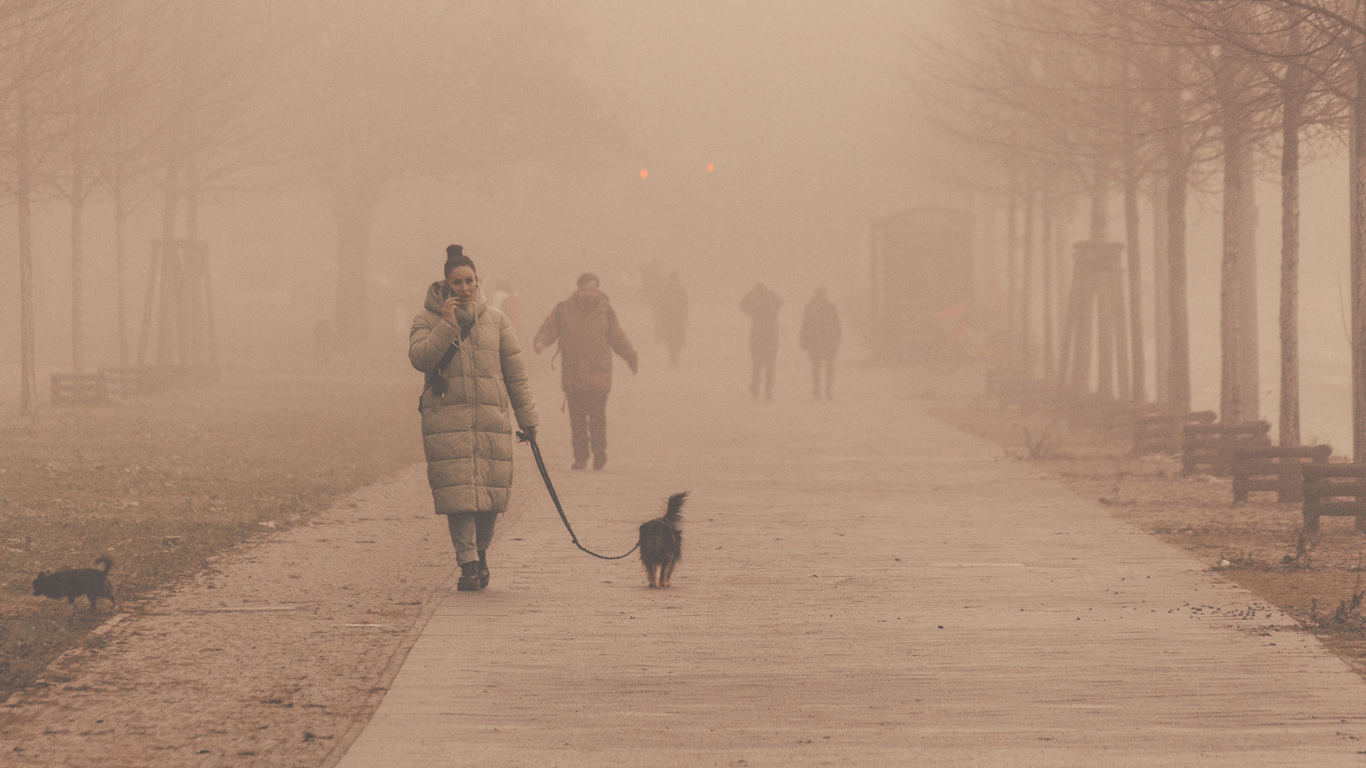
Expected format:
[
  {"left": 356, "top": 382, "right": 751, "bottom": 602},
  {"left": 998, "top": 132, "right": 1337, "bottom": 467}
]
[{"left": 410, "top": 245, "right": 539, "bottom": 591}]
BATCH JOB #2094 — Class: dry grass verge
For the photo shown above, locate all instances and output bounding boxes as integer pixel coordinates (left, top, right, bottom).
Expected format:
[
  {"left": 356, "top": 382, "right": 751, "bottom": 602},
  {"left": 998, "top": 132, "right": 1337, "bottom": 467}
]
[
  {"left": 934, "top": 398, "right": 1366, "bottom": 679},
  {"left": 0, "top": 373, "right": 423, "bottom": 699}
]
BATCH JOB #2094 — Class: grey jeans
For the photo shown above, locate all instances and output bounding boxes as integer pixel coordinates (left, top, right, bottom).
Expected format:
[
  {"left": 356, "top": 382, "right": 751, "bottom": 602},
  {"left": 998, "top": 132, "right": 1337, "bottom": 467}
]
[{"left": 446, "top": 511, "right": 498, "bottom": 565}]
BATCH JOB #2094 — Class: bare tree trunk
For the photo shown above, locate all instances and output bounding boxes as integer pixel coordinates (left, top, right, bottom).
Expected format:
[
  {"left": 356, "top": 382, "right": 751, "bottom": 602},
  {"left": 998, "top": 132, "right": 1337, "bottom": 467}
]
[
  {"left": 110, "top": 7, "right": 129, "bottom": 369},
  {"left": 70, "top": 173, "right": 85, "bottom": 374},
  {"left": 1055, "top": 205, "right": 1071, "bottom": 385},
  {"left": 1352, "top": 63, "right": 1366, "bottom": 461},
  {"left": 1043, "top": 192, "right": 1056, "bottom": 384},
  {"left": 1111, "top": 244, "right": 1132, "bottom": 402},
  {"left": 1218, "top": 52, "right": 1250, "bottom": 425},
  {"left": 1090, "top": 160, "right": 1108, "bottom": 242},
  {"left": 1006, "top": 174, "right": 1019, "bottom": 369},
  {"left": 1161, "top": 45, "right": 1192, "bottom": 415},
  {"left": 1022, "top": 182, "right": 1035, "bottom": 376},
  {"left": 16, "top": 52, "right": 35, "bottom": 414},
  {"left": 1124, "top": 147, "right": 1144, "bottom": 402},
  {"left": 1220, "top": 142, "right": 1246, "bottom": 424},
  {"left": 1166, "top": 161, "right": 1191, "bottom": 415},
  {"left": 184, "top": 157, "right": 200, "bottom": 367},
  {"left": 69, "top": 43, "right": 87, "bottom": 376},
  {"left": 1280, "top": 71, "right": 1302, "bottom": 447},
  {"left": 1091, "top": 162, "right": 1109, "bottom": 397},
  {"left": 1238, "top": 148, "right": 1260, "bottom": 422},
  {"left": 156, "top": 156, "right": 180, "bottom": 366},
  {"left": 114, "top": 172, "right": 128, "bottom": 367},
  {"left": 1152, "top": 182, "right": 1170, "bottom": 405},
  {"left": 1062, "top": 245, "right": 1092, "bottom": 395}
]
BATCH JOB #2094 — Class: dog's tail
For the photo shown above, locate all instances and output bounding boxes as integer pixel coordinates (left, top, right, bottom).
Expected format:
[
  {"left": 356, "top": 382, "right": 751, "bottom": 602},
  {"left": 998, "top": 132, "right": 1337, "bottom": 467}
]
[
  {"left": 664, "top": 491, "right": 687, "bottom": 522},
  {"left": 95, "top": 556, "right": 114, "bottom": 574}
]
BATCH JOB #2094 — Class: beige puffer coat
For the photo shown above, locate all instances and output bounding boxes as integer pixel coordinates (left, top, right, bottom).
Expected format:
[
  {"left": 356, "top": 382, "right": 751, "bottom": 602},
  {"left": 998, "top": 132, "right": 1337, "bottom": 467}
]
[{"left": 410, "top": 282, "right": 539, "bottom": 515}]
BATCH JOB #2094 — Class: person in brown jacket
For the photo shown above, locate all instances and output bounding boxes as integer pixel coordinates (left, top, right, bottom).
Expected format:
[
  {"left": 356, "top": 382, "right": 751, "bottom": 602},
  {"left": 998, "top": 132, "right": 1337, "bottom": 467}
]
[{"left": 533, "top": 273, "right": 638, "bottom": 470}]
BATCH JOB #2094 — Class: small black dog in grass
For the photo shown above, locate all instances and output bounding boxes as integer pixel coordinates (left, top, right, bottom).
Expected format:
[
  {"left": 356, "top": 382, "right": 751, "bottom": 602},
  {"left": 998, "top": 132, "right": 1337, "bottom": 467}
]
[
  {"left": 639, "top": 492, "right": 686, "bottom": 588},
  {"left": 33, "top": 555, "right": 116, "bottom": 610}
]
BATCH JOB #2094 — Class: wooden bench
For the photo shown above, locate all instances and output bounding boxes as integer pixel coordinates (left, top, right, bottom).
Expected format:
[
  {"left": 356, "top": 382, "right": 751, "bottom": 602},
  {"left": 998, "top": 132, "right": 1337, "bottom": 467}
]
[
  {"left": 1133, "top": 409, "right": 1216, "bottom": 455},
  {"left": 1232, "top": 444, "right": 1332, "bottom": 503},
  {"left": 1302, "top": 463, "right": 1366, "bottom": 532},
  {"left": 1182, "top": 420, "right": 1271, "bottom": 476},
  {"left": 50, "top": 373, "right": 108, "bottom": 405},
  {"left": 100, "top": 366, "right": 220, "bottom": 398}
]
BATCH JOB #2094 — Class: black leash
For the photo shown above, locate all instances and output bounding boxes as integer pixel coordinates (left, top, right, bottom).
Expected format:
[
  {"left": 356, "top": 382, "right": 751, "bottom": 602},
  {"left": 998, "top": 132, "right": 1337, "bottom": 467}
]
[{"left": 518, "top": 432, "right": 639, "bottom": 560}]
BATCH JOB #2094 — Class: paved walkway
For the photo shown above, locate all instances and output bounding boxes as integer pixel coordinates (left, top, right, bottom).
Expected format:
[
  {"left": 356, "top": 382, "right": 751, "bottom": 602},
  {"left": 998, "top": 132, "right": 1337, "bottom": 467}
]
[{"left": 336, "top": 360, "right": 1366, "bottom": 767}]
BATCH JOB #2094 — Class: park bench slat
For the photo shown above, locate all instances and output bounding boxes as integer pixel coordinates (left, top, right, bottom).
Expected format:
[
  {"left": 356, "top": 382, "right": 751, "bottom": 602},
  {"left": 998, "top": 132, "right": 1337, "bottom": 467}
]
[
  {"left": 1132, "top": 409, "right": 1216, "bottom": 455},
  {"left": 1183, "top": 420, "right": 1271, "bottom": 476},
  {"left": 50, "top": 373, "right": 107, "bottom": 406},
  {"left": 1304, "top": 480, "right": 1366, "bottom": 498},
  {"left": 1186, "top": 422, "right": 1272, "bottom": 437},
  {"left": 1230, "top": 444, "right": 1333, "bottom": 503},
  {"left": 1304, "top": 465, "right": 1366, "bottom": 479},
  {"left": 1234, "top": 445, "right": 1332, "bottom": 461},
  {"left": 1301, "top": 463, "right": 1366, "bottom": 532}
]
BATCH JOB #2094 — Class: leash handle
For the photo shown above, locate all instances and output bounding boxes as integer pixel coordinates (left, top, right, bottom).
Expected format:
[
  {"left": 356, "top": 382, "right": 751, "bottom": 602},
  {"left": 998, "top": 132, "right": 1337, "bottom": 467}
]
[{"left": 518, "top": 432, "right": 640, "bottom": 560}]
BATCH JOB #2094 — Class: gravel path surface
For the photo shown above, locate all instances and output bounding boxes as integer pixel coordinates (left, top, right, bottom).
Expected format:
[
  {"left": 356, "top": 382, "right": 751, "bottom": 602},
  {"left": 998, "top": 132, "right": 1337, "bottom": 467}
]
[{"left": 0, "top": 463, "right": 455, "bottom": 768}]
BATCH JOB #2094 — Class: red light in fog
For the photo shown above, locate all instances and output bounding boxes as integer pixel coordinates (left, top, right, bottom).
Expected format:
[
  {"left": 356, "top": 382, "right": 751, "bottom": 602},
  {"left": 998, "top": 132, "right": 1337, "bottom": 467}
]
[
  {"left": 640, "top": 169, "right": 648, "bottom": 179},
  {"left": 706, "top": 163, "right": 714, "bottom": 172}
]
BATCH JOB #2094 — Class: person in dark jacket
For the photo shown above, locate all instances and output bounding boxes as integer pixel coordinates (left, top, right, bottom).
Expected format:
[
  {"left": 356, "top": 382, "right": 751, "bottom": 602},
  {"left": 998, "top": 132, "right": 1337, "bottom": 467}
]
[
  {"left": 533, "top": 273, "right": 638, "bottom": 470},
  {"left": 740, "top": 283, "right": 783, "bottom": 400},
  {"left": 799, "top": 286, "right": 842, "bottom": 399}
]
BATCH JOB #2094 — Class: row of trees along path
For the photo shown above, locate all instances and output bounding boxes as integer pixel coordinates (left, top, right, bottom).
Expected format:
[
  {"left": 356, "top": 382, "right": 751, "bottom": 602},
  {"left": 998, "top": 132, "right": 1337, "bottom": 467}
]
[
  {"left": 3, "top": 0, "right": 614, "bottom": 414},
  {"left": 916, "top": 0, "right": 1366, "bottom": 460}
]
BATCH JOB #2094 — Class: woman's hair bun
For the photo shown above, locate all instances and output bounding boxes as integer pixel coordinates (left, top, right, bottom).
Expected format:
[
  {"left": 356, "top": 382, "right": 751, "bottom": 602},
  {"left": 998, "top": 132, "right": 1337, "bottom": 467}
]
[{"left": 443, "top": 244, "right": 476, "bottom": 277}]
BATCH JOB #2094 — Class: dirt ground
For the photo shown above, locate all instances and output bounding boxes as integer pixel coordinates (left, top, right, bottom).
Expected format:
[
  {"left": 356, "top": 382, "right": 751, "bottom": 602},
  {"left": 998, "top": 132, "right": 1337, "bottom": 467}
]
[
  {"left": 0, "top": 374, "right": 424, "bottom": 699},
  {"left": 0, "top": 373, "right": 444, "bottom": 767},
  {"left": 930, "top": 384, "right": 1366, "bottom": 680},
  {"left": 0, "top": 463, "right": 455, "bottom": 768}
]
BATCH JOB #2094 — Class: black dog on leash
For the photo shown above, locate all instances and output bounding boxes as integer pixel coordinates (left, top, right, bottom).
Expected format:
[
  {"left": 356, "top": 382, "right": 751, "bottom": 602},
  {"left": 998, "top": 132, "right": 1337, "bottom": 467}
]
[
  {"left": 33, "top": 556, "right": 117, "bottom": 610},
  {"left": 639, "top": 492, "right": 686, "bottom": 588}
]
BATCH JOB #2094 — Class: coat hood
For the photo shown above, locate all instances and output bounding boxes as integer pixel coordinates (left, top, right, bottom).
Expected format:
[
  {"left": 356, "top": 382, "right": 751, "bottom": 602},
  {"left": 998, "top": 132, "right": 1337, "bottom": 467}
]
[{"left": 425, "top": 281, "right": 488, "bottom": 333}]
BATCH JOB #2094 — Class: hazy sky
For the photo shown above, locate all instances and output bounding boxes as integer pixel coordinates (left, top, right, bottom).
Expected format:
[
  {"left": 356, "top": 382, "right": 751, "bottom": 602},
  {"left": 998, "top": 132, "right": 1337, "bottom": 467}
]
[{"left": 562, "top": 0, "right": 926, "bottom": 297}]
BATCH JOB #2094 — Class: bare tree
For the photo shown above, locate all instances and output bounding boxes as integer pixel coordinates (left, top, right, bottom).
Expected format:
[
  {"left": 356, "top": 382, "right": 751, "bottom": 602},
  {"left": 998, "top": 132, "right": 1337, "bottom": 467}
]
[
  {"left": 47, "top": 2, "right": 159, "bottom": 374},
  {"left": 1166, "top": 1, "right": 1356, "bottom": 451},
  {"left": 0, "top": 1, "right": 90, "bottom": 414},
  {"left": 909, "top": 0, "right": 1122, "bottom": 390},
  {"left": 278, "top": 0, "right": 618, "bottom": 348}
]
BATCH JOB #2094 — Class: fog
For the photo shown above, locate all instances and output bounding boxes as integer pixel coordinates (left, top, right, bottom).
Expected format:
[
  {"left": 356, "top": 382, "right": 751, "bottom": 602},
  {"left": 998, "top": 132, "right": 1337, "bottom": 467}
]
[
  {"left": 1, "top": 0, "right": 928, "bottom": 383},
  {"left": 0, "top": 0, "right": 1361, "bottom": 457}
]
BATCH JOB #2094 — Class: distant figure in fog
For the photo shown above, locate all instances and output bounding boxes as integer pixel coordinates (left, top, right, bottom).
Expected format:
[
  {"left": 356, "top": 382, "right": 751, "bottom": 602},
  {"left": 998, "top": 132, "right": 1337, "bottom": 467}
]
[
  {"left": 656, "top": 271, "right": 689, "bottom": 367},
  {"left": 534, "top": 273, "right": 638, "bottom": 470},
  {"left": 799, "top": 286, "right": 842, "bottom": 399},
  {"left": 488, "top": 280, "right": 523, "bottom": 340},
  {"left": 740, "top": 282, "right": 783, "bottom": 400},
  {"left": 410, "top": 245, "right": 539, "bottom": 592}
]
